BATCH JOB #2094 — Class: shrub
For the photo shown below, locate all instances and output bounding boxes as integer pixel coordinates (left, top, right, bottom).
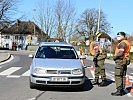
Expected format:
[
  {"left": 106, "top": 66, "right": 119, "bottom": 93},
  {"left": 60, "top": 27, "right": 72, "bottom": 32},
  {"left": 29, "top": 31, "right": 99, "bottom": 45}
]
[
  {"left": 107, "top": 53, "right": 133, "bottom": 62},
  {"left": 107, "top": 56, "right": 114, "bottom": 60},
  {"left": 129, "top": 52, "right": 133, "bottom": 62}
]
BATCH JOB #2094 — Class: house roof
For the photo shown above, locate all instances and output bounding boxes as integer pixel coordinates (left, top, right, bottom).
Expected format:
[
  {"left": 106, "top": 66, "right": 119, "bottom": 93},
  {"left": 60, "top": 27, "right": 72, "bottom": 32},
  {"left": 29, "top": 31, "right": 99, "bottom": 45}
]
[
  {"left": 128, "top": 36, "right": 133, "bottom": 41},
  {"left": 128, "top": 36, "right": 133, "bottom": 45},
  {"left": 98, "top": 32, "right": 116, "bottom": 43},
  {"left": 1, "top": 20, "right": 45, "bottom": 35}
]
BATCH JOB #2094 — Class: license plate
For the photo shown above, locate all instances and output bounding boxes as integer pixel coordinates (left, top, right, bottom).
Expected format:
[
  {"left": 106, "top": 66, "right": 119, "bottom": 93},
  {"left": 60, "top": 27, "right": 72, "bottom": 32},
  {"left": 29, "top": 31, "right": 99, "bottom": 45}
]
[{"left": 50, "top": 77, "right": 68, "bottom": 82}]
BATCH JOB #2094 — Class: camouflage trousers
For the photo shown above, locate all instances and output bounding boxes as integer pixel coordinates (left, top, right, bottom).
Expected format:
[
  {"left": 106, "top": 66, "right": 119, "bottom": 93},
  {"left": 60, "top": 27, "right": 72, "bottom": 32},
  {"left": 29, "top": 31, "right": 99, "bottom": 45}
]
[
  {"left": 115, "top": 59, "right": 127, "bottom": 90},
  {"left": 94, "top": 59, "right": 106, "bottom": 80}
]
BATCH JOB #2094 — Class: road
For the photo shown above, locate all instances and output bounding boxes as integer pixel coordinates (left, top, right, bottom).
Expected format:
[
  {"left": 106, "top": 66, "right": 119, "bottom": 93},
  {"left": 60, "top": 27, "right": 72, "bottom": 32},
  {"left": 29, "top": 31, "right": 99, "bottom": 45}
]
[{"left": 0, "top": 51, "right": 133, "bottom": 100}]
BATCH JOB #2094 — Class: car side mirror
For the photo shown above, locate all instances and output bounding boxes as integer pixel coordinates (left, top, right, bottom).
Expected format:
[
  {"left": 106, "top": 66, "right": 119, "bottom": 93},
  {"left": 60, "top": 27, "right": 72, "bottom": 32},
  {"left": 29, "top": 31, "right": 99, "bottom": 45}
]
[
  {"left": 80, "top": 56, "right": 87, "bottom": 68},
  {"left": 80, "top": 55, "right": 86, "bottom": 59},
  {"left": 28, "top": 54, "right": 34, "bottom": 58}
]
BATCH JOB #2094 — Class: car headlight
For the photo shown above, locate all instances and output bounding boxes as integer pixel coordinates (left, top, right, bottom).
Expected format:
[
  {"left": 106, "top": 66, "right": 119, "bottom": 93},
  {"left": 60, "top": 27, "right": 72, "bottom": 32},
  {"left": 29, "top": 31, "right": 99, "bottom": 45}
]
[
  {"left": 72, "top": 68, "right": 83, "bottom": 75},
  {"left": 34, "top": 68, "right": 46, "bottom": 74}
]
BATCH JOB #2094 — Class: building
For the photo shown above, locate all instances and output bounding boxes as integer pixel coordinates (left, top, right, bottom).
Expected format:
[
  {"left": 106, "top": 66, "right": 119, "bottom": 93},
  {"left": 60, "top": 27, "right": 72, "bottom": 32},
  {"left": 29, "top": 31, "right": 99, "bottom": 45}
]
[
  {"left": 128, "top": 36, "right": 133, "bottom": 52},
  {"left": 0, "top": 20, "right": 49, "bottom": 50}
]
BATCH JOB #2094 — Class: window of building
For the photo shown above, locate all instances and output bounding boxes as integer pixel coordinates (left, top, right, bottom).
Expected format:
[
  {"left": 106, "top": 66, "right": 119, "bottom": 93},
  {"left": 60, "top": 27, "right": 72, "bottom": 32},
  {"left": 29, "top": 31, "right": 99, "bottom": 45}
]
[
  {"left": 5, "top": 36, "right": 10, "bottom": 39},
  {"left": 15, "top": 36, "right": 18, "bottom": 39}
]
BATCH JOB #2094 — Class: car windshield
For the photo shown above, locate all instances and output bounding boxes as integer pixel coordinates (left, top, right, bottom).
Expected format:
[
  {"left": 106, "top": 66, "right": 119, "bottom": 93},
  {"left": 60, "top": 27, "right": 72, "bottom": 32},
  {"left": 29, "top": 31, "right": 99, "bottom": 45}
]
[{"left": 35, "top": 46, "right": 78, "bottom": 59}]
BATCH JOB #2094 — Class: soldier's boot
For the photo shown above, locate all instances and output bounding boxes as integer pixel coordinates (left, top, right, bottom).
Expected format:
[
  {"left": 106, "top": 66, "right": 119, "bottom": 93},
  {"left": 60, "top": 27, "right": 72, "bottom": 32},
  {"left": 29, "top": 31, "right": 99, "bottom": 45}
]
[
  {"left": 121, "top": 90, "right": 126, "bottom": 95},
  {"left": 92, "top": 79, "right": 99, "bottom": 85},
  {"left": 111, "top": 89, "right": 124, "bottom": 96},
  {"left": 98, "top": 79, "right": 107, "bottom": 87}
]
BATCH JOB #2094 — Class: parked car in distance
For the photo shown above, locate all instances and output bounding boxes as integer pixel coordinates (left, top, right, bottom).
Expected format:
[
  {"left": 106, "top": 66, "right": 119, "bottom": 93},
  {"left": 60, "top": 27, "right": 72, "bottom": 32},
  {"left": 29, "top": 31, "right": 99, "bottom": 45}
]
[{"left": 29, "top": 42, "right": 86, "bottom": 89}]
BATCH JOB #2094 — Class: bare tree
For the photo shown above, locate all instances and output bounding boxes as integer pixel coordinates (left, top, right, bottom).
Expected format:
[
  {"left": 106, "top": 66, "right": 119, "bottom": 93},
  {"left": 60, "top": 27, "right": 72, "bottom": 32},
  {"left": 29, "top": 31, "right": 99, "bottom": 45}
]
[
  {"left": 34, "top": 0, "right": 76, "bottom": 42},
  {"left": 33, "top": 0, "right": 55, "bottom": 38},
  {"left": 54, "top": 0, "right": 76, "bottom": 41},
  {"left": 77, "top": 8, "right": 111, "bottom": 39},
  {"left": 0, "top": 0, "right": 19, "bottom": 31}
]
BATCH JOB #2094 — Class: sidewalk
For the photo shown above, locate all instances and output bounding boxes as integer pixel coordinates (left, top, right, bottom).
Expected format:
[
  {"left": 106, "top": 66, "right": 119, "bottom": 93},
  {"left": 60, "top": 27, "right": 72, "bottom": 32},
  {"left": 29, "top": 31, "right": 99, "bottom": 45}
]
[{"left": 0, "top": 50, "right": 34, "bottom": 63}]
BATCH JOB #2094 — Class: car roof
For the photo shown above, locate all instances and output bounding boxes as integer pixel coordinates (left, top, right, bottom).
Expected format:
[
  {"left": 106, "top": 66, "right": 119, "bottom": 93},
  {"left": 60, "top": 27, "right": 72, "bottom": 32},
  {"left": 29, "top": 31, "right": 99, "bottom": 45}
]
[{"left": 39, "top": 42, "right": 73, "bottom": 47}]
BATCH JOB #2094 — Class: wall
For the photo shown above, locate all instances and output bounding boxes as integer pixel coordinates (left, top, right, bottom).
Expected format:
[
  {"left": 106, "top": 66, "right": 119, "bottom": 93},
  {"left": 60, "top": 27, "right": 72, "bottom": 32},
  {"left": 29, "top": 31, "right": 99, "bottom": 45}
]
[{"left": 130, "top": 46, "right": 133, "bottom": 52}]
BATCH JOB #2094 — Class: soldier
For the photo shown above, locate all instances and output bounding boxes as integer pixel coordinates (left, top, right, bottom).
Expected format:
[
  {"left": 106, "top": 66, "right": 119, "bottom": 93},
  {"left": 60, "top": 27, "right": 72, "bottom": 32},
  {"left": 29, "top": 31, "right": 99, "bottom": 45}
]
[
  {"left": 111, "top": 32, "right": 131, "bottom": 96},
  {"left": 89, "top": 36, "right": 107, "bottom": 87}
]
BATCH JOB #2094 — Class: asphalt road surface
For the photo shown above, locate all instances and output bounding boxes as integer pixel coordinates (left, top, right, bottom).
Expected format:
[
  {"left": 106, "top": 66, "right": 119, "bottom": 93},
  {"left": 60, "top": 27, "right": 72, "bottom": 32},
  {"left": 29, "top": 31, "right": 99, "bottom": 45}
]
[{"left": 0, "top": 51, "right": 133, "bottom": 100}]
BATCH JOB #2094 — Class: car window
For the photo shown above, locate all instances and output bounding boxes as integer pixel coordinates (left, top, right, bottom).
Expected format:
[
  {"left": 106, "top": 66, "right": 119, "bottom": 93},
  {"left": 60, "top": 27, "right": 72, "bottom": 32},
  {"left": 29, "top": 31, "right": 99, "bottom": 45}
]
[{"left": 35, "top": 46, "right": 78, "bottom": 59}]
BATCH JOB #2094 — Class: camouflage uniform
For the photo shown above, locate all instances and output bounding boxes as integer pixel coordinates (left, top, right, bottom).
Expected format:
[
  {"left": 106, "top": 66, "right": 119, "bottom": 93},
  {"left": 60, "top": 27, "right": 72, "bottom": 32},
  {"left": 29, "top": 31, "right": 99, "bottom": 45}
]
[
  {"left": 112, "top": 40, "right": 130, "bottom": 96},
  {"left": 111, "top": 32, "right": 131, "bottom": 96},
  {"left": 92, "top": 42, "right": 107, "bottom": 86}
]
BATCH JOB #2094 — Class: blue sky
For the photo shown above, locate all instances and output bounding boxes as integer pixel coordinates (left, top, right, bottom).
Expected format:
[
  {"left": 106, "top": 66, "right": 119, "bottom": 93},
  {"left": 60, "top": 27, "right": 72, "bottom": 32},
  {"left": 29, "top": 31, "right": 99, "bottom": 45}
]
[{"left": 16, "top": 0, "right": 133, "bottom": 37}]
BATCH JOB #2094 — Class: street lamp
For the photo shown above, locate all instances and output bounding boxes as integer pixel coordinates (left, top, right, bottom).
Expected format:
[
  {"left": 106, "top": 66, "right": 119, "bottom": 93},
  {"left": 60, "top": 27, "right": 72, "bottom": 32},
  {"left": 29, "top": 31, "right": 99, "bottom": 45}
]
[{"left": 0, "top": 32, "right": 2, "bottom": 47}]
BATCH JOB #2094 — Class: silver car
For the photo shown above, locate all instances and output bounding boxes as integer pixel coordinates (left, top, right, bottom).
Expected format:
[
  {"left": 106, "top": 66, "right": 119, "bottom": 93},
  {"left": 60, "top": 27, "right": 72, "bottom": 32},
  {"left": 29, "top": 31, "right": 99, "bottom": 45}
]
[{"left": 29, "top": 42, "right": 85, "bottom": 89}]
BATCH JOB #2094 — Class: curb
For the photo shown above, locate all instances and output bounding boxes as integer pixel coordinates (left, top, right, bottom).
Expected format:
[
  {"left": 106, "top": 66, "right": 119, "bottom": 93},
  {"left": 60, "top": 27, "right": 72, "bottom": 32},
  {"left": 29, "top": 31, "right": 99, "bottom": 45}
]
[{"left": 0, "top": 53, "right": 11, "bottom": 63}]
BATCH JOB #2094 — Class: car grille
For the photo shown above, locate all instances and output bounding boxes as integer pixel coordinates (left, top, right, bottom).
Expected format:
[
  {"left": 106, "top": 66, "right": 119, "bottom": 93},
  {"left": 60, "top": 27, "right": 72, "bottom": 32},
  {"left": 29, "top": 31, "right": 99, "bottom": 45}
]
[
  {"left": 46, "top": 70, "right": 57, "bottom": 74},
  {"left": 36, "top": 80, "right": 81, "bottom": 85},
  {"left": 46, "top": 70, "right": 71, "bottom": 74}
]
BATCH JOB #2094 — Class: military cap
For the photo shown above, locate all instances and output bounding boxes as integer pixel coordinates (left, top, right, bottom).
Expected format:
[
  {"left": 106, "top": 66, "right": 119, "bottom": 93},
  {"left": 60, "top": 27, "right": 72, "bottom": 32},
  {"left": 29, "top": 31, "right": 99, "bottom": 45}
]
[{"left": 117, "top": 32, "right": 126, "bottom": 37}]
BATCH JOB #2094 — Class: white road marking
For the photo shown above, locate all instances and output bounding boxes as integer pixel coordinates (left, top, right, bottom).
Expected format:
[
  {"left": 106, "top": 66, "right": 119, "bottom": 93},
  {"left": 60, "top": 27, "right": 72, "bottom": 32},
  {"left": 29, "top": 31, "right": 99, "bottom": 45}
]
[
  {"left": 0, "top": 67, "right": 21, "bottom": 75},
  {"left": 106, "top": 72, "right": 115, "bottom": 81},
  {"left": 7, "top": 75, "right": 20, "bottom": 78},
  {"left": 89, "top": 68, "right": 95, "bottom": 78},
  {"left": 109, "top": 71, "right": 115, "bottom": 74},
  {"left": 88, "top": 78, "right": 94, "bottom": 80},
  {"left": 22, "top": 70, "right": 30, "bottom": 76},
  {"left": 27, "top": 98, "right": 36, "bottom": 100}
]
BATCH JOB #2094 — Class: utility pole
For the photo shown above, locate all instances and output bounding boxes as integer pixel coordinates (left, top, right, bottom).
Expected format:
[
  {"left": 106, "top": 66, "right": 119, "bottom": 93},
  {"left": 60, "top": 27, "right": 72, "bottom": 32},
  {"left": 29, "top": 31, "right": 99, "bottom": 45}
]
[
  {"left": 32, "top": 9, "right": 36, "bottom": 35},
  {"left": 110, "top": 27, "right": 113, "bottom": 56},
  {"left": 96, "top": 0, "right": 102, "bottom": 41}
]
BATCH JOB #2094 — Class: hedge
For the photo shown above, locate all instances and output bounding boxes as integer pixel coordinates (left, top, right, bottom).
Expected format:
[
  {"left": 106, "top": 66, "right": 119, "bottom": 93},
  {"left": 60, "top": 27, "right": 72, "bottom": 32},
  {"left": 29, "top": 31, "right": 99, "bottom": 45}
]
[{"left": 107, "top": 52, "right": 133, "bottom": 62}]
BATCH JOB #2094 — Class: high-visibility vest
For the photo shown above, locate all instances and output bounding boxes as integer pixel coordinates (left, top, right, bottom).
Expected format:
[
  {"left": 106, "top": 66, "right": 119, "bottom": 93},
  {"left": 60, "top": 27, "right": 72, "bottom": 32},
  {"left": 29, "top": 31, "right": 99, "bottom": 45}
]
[
  {"left": 89, "top": 41, "right": 102, "bottom": 56},
  {"left": 89, "top": 41, "right": 95, "bottom": 56},
  {"left": 115, "top": 40, "right": 131, "bottom": 59},
  {"left": 79, "top": 48, "right": 84, "bottom": 55}
]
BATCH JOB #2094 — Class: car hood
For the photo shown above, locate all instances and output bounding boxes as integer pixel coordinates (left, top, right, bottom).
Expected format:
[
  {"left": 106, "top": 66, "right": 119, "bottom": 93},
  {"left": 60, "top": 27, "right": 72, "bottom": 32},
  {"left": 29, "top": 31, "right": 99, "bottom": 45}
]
[{"left": 33, "top": 58, "right": 82, "bottom": 69}]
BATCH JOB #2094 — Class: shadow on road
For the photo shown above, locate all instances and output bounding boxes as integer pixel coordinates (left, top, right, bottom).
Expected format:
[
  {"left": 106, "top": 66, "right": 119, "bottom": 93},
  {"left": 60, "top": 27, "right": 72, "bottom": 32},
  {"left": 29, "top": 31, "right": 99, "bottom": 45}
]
[
  {"left": 104, "top": 78, "right": 115, "bottom": 87},
  {"left": 83, "top": 76, "right": 93, "bottom": 91},
  {"left": 89, "top": 78, "right": 114, "bottom": 87}
]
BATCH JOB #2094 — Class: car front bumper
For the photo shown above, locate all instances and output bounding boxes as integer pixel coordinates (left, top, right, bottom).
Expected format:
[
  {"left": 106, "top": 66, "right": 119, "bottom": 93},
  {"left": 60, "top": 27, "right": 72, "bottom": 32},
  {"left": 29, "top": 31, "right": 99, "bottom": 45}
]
[{"left": 30, "top": 74, "right": 85, "bottom": 86}]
